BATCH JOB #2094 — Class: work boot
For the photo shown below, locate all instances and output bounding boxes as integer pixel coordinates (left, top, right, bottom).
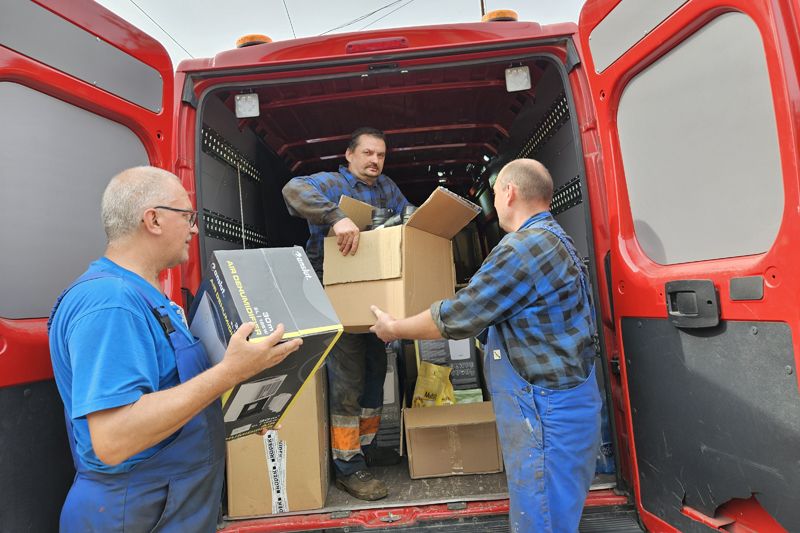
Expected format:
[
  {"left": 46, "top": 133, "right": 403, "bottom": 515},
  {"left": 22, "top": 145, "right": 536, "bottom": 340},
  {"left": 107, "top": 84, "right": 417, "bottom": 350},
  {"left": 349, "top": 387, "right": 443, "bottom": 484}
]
[
  {"left": 364, "top": 446, "right": 401, "bottom": 467},
  {"left": 335, "top": 470, "right": 388, "bottom": 501}
]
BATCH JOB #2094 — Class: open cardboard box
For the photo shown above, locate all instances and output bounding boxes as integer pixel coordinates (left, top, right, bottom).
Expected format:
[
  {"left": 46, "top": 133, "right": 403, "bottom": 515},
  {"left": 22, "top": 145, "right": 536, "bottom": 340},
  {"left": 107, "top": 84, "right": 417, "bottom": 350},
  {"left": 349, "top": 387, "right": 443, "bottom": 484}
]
[{"left": 323, "top": 187, "right": 480, "bottom": 330}]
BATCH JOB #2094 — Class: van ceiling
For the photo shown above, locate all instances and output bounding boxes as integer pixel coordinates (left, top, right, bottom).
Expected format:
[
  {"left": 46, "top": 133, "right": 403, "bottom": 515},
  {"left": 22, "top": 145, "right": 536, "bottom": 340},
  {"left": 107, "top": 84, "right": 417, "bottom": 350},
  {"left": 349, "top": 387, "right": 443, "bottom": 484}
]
[{"left": 212, "top": 59, "right": 545, "bottom": 204}]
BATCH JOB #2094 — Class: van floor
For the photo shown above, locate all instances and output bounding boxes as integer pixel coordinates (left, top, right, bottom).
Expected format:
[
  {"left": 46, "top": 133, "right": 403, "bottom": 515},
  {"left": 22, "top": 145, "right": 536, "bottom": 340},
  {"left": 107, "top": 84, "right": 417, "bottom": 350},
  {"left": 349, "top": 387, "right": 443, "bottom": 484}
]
[{"left": 322, "top": 457, "right": 617, "bottom": 513}]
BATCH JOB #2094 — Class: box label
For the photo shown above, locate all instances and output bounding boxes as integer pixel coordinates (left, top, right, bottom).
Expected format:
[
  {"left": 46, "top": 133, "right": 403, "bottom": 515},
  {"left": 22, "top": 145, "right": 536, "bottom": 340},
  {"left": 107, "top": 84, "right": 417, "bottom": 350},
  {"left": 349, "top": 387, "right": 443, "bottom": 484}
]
[{"left": 264, "top": 430, "right": 289, "bottom": 514}]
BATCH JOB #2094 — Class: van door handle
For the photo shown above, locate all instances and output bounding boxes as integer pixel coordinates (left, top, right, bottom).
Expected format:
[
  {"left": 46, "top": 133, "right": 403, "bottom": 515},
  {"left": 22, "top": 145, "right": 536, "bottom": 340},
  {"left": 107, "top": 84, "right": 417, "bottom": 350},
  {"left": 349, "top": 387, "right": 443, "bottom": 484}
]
[{"left": 665, "top": 279, "right": 719, "bottom": 329}]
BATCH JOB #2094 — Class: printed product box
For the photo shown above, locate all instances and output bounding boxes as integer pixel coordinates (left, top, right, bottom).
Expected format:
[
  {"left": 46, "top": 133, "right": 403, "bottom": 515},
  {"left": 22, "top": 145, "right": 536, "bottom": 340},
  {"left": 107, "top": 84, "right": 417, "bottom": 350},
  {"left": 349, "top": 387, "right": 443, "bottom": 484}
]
[
  {"left": 189, "top": 247, "right": 342, "bottom": 439},
  {"left": 323, "top": 187, "right": 481, "bottom": 330},
  {"left": 403, "top": 401, "right": 503, "bottom": 479},
  {"left": 226, "top": 370, "right": 329, "bottom": 517}
]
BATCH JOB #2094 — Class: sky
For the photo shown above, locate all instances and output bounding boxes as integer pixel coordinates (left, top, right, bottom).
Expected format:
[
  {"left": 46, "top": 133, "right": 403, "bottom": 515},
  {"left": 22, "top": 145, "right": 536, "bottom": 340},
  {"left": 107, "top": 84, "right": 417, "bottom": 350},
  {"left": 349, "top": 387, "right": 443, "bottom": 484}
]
[{"left": 95, "top": 0, "right": 585, "bottom": 67}]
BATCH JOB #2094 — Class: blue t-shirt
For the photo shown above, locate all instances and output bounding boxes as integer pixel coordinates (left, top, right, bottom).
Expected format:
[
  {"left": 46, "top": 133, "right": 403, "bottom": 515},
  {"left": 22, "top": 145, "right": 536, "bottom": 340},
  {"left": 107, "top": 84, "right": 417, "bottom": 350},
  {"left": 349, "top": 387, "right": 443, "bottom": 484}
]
[{"left": 49, "top": 258, "right": 193, "bottom": 473}]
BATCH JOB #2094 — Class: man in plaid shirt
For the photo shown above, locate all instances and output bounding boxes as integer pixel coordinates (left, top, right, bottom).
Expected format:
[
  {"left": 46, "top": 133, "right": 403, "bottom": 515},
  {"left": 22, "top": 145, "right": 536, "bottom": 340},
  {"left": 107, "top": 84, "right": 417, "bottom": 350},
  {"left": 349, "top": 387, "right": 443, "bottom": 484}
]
[
  {"left": 371, "top": 159, "right": 602, "bottom": 532},
  {"left": 283, "top": 127, "right": 409, "bottom": 501}
]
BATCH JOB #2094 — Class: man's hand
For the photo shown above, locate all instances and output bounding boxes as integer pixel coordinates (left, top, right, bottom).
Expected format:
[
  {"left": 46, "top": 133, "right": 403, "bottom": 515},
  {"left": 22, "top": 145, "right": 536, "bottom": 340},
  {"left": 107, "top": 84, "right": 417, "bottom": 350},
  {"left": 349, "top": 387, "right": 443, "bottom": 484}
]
[
  {"left": 86, "top": 322, "right": 302, "bottom": 466},
  {"left": 220, "top": 323, "right": 302, "bottom": 386},
  {"left": 333, "top": 217, "right": 360, "bottom": 256},
  {"left": 370, "top": 305, "right": 398, "bottom": 342}
]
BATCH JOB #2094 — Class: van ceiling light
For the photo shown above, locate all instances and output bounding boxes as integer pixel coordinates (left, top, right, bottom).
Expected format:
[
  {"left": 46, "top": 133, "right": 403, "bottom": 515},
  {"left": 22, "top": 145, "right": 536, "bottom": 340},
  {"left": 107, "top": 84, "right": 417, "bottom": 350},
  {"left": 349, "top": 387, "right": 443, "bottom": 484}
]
[
  {"left": 235, "top": 93, "right": 260, "bottom": 119},
  {"left": 505, "top": 66, "right": 531, "bottom": 92},
  {"left": 437, "top": 171, "right": 445, "bottom": 177},
  {"left": 483, "top": 155, "right": 490, "bottom": 162}
]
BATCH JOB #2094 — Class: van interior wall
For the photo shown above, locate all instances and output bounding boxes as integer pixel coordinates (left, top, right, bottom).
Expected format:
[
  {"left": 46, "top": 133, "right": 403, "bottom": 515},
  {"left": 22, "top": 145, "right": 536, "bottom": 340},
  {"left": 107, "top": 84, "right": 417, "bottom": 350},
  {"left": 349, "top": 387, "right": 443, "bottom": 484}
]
[
  {"left": 485, "top": 60, "right": 588, "bottom": 259},
  {"left": 197, "top": 95, "right": 307, "bottom": 269}
]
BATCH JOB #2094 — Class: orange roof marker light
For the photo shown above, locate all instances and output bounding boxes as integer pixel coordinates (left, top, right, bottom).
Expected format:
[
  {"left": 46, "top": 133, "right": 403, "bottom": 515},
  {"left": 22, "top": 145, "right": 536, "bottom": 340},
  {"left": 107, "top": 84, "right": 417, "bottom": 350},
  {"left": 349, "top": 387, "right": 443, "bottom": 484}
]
[
  {"left": 235, "top": 34, "right": 273, "bottom": 48},
  {"left": 481, "top": 9, "right": 519, "bottom": 22}
]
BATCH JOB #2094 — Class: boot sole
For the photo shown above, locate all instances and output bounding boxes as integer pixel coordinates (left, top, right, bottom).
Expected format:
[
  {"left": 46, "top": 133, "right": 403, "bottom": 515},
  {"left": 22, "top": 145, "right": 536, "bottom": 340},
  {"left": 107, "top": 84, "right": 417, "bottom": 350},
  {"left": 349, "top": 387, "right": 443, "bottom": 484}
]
[{"left": 335, "top": 478, "right": 389, "bottom": 501}]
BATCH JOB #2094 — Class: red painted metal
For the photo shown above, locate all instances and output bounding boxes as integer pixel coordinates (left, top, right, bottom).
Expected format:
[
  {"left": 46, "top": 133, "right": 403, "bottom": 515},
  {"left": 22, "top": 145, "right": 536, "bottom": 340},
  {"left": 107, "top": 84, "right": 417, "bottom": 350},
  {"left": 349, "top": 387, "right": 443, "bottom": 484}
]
[
  {"left": 717, "top": 496, "right": 789, "bottom": 533},
  {"left": 0, "top": 0, "right": 175, "bottom": 388},
  {"left": 182, "top": 21, "right": 570, "bottom": 73},
  {"left": 576, "top": 0, "right": 800, "bottom": 531},
  {"left": 345, "top": 36, "right": 409, "bottom": 54},
  {"left": 218, "top": 491, "right": 627, "bottom": 532},
  {"left": 262, "top": 80, "right": 508, "bottom": 109},
  {"left": 276, "top": 124, "right": 510, "bottom": 156}
]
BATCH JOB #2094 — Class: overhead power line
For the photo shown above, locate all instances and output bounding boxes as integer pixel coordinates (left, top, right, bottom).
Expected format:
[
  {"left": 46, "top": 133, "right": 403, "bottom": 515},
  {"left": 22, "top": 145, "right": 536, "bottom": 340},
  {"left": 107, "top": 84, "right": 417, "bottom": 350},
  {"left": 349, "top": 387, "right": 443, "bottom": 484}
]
[
  {"left": 359, "top": 0, "right": 419, "bottom": 30},
  {"left": 282, "top": 0, "right": 297, "bottom": 39},
  {"left": 128, "top": 0, "right": 195, "bottom": 58},
  {"left": 319, "top": 0, "right": 406, "bottom": 36}
]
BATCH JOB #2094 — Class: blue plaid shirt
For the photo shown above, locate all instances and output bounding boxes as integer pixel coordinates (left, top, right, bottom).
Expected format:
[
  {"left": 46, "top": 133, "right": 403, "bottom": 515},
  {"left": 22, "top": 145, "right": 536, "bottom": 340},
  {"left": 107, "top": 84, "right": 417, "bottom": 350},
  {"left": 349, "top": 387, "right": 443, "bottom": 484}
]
[
  {"left": 431, "top": 211, "right": 594, "bottom": 389},
  {"left": 282, "top": 165, "right": 410, "bottom": 276}
]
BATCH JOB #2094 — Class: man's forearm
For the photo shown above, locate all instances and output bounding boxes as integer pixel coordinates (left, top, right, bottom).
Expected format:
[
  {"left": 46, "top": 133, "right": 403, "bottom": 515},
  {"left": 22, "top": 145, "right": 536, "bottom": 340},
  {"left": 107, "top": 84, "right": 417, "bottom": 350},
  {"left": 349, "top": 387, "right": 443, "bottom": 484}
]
[
  {"left": 88, "top": 363, "right": 235, "bottom": 465},
  {"left": 390, "top": 309, "right": 443, "bottom": 340},
  {"left": 282, "top": 179, "right": 344, "bottom": 225}
]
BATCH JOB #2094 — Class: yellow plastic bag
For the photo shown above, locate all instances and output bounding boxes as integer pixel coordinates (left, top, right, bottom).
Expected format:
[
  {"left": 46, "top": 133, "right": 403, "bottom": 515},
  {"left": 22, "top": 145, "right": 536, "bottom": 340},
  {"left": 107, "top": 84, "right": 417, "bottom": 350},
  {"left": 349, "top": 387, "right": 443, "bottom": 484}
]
[{"left": 412, "top": 362, "right": 455, "bottom": 407}]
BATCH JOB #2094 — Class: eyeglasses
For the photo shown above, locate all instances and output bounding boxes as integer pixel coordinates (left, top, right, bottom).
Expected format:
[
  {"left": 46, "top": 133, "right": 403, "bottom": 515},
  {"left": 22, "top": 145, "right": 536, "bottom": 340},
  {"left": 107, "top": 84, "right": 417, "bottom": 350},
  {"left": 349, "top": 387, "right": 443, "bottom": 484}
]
[{"left": 153, "top": 205, "right": 199, "bottom": 227}]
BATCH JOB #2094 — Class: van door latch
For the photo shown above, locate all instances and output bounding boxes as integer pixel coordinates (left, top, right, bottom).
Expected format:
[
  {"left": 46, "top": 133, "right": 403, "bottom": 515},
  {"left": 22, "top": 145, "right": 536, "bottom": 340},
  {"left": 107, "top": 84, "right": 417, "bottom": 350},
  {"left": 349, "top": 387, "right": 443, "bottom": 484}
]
[{"left": 665, "top": 279, "right": 719, "bottom": 329}]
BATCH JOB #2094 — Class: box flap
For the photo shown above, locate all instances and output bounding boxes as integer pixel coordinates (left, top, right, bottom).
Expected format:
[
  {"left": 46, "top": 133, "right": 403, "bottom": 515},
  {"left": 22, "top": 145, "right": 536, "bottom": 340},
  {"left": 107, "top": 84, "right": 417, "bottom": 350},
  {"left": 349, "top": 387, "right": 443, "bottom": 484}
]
[
  {"left": 327, "top": 195, "right": 373, "bottom": 236},
  {"left": 406, "top": 187, "right": 481, "bottom": 239},
  {"left": 404, "top": 401, "right": 495, "bottom": 429},
  {"left": 323, "top": 226, "right": 402, "bottom": 285}
]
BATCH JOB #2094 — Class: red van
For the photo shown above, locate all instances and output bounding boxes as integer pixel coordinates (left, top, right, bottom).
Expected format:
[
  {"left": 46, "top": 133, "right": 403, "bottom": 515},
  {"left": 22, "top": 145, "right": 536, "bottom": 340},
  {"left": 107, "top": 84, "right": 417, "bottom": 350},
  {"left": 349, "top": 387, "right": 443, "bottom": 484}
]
[{"left": 2, "top": 0, "right": 798, "bottom": 531}]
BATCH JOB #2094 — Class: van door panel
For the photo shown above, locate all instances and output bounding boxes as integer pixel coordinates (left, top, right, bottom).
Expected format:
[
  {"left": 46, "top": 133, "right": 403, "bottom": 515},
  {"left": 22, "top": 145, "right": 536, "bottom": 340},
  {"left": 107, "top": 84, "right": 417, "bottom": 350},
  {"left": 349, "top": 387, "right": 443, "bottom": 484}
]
[
  {"left": 0, "top": 1, "right": 173, "bottom": 530},
  {"left": 578, "top": 0, "right": 800, "bottom": 531}
]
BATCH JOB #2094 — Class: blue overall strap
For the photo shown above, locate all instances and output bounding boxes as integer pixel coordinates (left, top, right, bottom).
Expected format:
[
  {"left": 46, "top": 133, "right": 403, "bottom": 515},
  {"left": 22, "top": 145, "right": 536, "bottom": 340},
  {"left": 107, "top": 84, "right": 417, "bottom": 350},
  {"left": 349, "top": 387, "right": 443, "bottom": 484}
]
[
  {"left": 525, "top": 216, "right": 600, "bottom": 357},
  {"left": 47, "top": 272, "right": 116, "bottom": 333},
  {"left": 49, "top": 270, "right": 176, "bottom": 472}
]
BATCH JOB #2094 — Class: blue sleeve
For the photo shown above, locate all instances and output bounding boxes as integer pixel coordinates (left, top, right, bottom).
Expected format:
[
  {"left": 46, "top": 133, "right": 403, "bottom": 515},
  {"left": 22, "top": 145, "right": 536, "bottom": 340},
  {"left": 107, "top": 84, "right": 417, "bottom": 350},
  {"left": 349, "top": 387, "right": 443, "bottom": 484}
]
[
  {"left": 67, "top": 307, "right": 161, "bottom": 419},
  {"left": 282, "top": 173, "right": 347, "bottom": 225},
  {"left": 431, "top": 234, "right": 545, "bottom": 339}
]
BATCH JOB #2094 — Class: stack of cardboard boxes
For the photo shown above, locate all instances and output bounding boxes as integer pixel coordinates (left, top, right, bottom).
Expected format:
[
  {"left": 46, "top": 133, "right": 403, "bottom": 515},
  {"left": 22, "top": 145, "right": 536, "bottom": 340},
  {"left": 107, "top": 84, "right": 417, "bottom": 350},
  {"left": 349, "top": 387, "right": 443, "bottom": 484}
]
[
  {"left": 191, "top": 187, "right": 503, "bottom": 520},
  {"left": 323, "top": 187, "right": 503, "bottom": 481},
  {"left": 188, "top": 247, "right": 340, "bottom": 517}
]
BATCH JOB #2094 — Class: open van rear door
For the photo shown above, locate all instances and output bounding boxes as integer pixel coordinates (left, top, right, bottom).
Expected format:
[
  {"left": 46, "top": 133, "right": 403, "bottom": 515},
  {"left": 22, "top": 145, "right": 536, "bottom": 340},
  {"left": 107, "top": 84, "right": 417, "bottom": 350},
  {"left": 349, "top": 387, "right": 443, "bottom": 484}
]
[
  {"left": 576, "top": 0, "right": 800, "bottom": 531},
  {"left": 0, "top": 1, "right": 173, "bottom": 529}
]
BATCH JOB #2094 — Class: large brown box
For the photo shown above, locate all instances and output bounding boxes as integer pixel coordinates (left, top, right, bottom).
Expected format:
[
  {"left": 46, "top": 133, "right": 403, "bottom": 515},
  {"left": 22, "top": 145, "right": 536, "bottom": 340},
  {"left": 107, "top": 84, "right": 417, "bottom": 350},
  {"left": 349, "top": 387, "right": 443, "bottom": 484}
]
[
  {"left": 403, "top": 401, "right": 504, "bottom": 479},
  {"left": 323, "top": 187, "right": 480, "bottom": 330},
  {"left": 226, "top": 371, "right": 329, "bottom": 518}
]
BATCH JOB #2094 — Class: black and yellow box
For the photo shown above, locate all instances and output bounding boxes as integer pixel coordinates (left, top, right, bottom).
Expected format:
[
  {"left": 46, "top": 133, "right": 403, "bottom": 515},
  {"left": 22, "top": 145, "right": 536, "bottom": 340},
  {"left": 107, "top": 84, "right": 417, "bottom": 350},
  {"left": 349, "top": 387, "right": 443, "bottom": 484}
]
[{"left": 189, "top": 247, "right": 342, "bottom": 440}]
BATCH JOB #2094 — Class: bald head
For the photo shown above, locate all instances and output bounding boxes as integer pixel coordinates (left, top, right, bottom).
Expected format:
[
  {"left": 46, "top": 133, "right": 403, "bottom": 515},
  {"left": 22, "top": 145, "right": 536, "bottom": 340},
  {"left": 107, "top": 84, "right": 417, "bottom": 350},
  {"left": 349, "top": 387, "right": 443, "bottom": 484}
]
[
  {"left": 497, "top": 159, "right": 554, "bottom": 206},
  {"left": 101, "top": 166, "right": 183, "bottom": 242}
]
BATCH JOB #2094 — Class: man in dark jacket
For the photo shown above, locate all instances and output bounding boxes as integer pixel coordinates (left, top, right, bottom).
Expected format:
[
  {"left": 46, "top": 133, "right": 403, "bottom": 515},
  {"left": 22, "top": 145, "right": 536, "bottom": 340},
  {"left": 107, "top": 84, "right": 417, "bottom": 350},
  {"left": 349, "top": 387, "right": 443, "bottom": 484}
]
[{"left": 283, "top": 128, "right": 410, "bottom": 500}]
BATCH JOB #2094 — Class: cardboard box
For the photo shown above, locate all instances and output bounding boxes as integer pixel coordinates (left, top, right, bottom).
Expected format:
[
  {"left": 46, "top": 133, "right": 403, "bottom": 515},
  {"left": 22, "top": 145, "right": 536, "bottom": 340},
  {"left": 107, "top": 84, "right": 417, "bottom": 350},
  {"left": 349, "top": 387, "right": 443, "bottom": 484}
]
[
  {"left": 403, "top": 401, "right": 503, "bottom": 479},
  {"left": 226, "top": 370, "right": 329, "bottom": 518},
  {"left": 323, "top": 187, "right": 480, "bottom": 329},
  {"left": 189, "top": 247, "right": 342, "bottom": 439}
]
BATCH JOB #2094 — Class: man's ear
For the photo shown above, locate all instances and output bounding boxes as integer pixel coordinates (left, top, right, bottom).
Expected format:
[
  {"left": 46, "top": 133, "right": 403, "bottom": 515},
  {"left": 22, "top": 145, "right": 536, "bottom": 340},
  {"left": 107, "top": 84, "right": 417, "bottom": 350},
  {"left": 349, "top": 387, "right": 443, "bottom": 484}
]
[
  {"left": 506, "top": 182, "right": 516, "bottom": 206},
  {"left": 345, "top": 148, "right": 353, "bottom": 165},
  {"left": 141, "top": 208, "right": 163, "bottom": 235}
]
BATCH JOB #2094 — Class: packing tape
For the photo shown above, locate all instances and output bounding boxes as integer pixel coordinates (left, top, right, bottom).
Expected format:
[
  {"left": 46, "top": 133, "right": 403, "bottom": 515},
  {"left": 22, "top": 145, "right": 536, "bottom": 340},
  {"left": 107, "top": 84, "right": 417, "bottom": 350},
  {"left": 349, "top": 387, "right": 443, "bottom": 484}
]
[
  {"left": 446, "top": 426, "right": 463, "bottom": 472},
  {"left": 263, "top": 430, "right": 289, "bottom": 513}
]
